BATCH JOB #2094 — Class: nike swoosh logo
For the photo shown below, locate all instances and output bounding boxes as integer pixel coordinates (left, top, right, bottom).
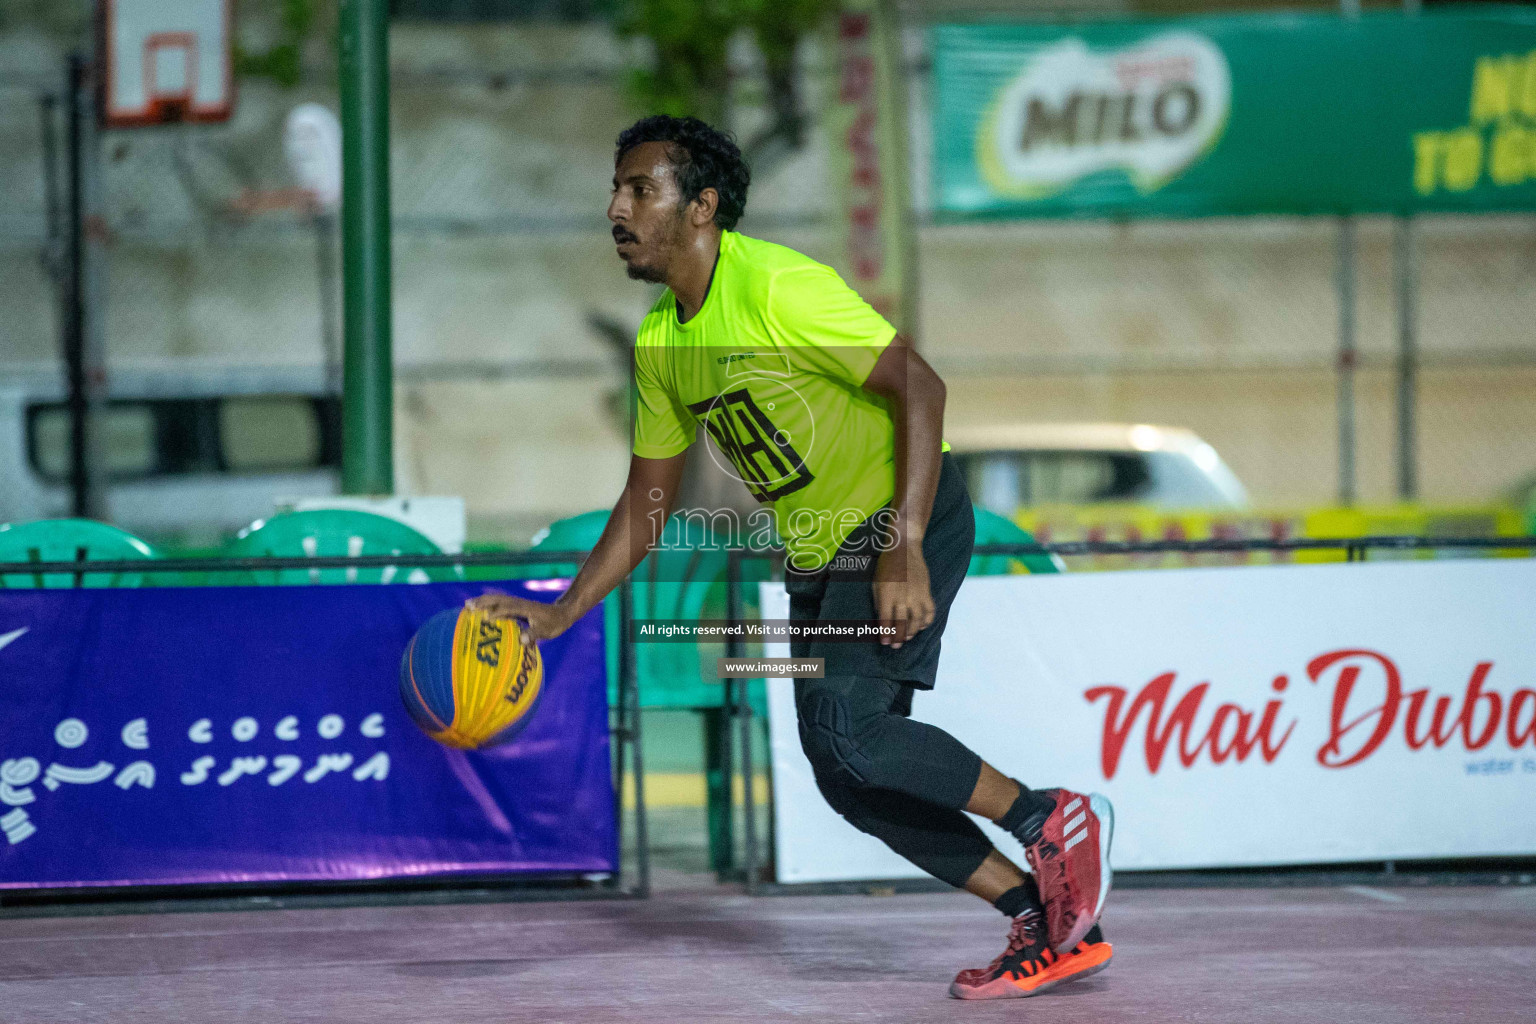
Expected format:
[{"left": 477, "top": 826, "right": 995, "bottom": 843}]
[{"left": 0, "top": 627, "right": 28, "bottom": 653}]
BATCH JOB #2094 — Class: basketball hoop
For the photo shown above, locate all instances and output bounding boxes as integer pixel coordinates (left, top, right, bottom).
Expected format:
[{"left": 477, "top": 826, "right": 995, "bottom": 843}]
[{"left": 101, "top": 0, "right": 234, "bottom": 128}]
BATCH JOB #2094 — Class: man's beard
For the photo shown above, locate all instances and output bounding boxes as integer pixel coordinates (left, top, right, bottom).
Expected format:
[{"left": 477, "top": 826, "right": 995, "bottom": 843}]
[
  {"left": 625, "top": 259, "right": 667, "bottom": 283},
  {"left": 620, "top": 208, "right": 685, "bottom": 284}
]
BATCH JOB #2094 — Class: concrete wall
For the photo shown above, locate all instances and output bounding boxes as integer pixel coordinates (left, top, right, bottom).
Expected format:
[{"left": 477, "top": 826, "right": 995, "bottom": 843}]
[
  {"left": 1, "top": 21, "right": 1532, "bottom": 543},
  {"left": 922, "top": 216, "right": 1536, "bottom": 508}
]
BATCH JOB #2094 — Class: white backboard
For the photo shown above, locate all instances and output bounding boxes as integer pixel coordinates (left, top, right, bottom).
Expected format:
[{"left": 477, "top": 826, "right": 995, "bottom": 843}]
[{"left": 102, "top": 0, "right": 234, "bottom": 127}]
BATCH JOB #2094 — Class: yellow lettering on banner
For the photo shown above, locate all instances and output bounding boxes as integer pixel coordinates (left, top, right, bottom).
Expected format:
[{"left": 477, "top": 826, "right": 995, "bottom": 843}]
[
  {"left": 1490, "top": 124, "right": 1532, "bottom": 186},
  {"left": 1412, "top": 132, "right": 1443, "bottom": 195},
  {"left": 1444, "top": 129, "right": 1483, "bottom": 191},
  {"left": 1523, "top": 50, "right": 1536, "bottom": 118},
  {"left": 1470, "top": 55, "right": 1517, "bottom": 124}
]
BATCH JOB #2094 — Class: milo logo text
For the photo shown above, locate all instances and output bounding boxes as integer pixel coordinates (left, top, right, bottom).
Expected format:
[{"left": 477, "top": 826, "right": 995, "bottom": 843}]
[
  {"left": 980, "top": 31, "right": 1230, "bottom": 197},
  {"left": 1020, "top": 82, "right": 1202, "bottom": 151}
]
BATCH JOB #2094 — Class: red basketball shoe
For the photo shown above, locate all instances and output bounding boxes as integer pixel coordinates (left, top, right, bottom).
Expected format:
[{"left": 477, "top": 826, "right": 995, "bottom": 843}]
[
  {"left": 949, "top": 912, "right": 1113, "bottom": 1000},
  {"left": 1016, "top": 789, "right": 1114, "bottom": 953}
]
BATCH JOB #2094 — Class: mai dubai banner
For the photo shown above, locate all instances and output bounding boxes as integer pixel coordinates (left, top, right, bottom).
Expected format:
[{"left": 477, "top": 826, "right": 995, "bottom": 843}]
[
  {"left": 0, "top": 580, "right": 614, "bottom": 889},
  {"left": 763, "top": 560, "right": 1536, "bottom": 882},
  {"left": 933, "top": 7, "right": 1536, "bottom": 218}
]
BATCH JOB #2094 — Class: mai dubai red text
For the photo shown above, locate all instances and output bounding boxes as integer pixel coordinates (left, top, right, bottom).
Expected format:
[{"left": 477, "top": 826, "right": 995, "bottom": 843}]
[{"left": 1085, "top": 648, "right": 1536, "bottom": 779}]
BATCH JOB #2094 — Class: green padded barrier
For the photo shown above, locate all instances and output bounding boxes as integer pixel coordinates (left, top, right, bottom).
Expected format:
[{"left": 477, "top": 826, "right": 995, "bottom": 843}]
[
  {"left": 0, "top": 519, "right": 158, "bottom": 589},
  {"left": 970, "top": 507, "right": 1063, "bottom": 576},
  {"left": 224, "top": 509, "right": 455, "bottom": 585}
]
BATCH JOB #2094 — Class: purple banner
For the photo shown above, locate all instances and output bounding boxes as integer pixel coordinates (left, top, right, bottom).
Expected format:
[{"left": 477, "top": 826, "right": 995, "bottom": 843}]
[{"left": 0, "top": 579, "right": 615, "bottom": 889}]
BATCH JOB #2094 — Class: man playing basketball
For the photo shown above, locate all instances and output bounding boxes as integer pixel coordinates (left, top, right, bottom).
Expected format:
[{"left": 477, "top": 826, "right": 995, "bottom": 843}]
[{"left": 470, "top": 115, "right": 1114, "bottom": 1000}]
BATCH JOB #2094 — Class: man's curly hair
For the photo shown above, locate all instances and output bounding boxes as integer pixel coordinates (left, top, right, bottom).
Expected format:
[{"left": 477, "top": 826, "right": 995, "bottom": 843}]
[{"left": 615, "top": 115, "right": 751, "bottom": 231}]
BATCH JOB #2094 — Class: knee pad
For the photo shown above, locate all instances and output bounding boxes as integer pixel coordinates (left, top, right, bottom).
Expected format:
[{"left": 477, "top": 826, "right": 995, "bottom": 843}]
[
  {"left": 797, "top": 681, "right": 891, "bottom": 787},
  {"left": 798, "top": 687, "right": 868, "bottom": 785}
]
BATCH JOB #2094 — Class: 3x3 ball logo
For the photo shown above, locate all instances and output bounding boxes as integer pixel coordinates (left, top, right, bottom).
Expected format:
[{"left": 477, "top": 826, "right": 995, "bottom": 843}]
[
  {"left": 978, "top": 31, "right": 1231, "bottom": 198},
  {"left": 474, "top": 616, "right": 538, "bottom": 709},
  {"left": 474, "top": 618, "right": 503, "bottom": 667}
]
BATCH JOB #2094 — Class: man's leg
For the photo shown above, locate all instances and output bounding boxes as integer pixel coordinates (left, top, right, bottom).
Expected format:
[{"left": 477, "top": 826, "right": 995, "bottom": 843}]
[
  {"left": 795, "top": 673, "right": 986, "bottom": 811},
  {"left": 792, "top": 453, "right": 1112, "bottom": 951},
  {"left": 799, "top": 684, "right": 1112, "bottom": 1001},
  {"left": 794, "top": 674, "right": 1057, "bottom": 841},
  {"left": 814, "top": 774, "right": 1057, "bottom": 912},
  {"left": 798, "top": 675, "right": 1037, "bottom": 904},
  {"left": 796, "top": 666, "right": 1111, "bottom": 957},
  {"left": 812, "top": 773, "right": 996, "bottom": 891}
]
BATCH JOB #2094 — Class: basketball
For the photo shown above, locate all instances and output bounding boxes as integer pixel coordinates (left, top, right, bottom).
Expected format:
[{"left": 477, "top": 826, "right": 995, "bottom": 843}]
[{"left": 398, "top": 606, "right": 545, "bottom": 750}]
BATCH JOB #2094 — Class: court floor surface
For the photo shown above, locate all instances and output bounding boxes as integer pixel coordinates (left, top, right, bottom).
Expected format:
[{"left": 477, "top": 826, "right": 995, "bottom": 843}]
[{"left": 2, "top": 878, "right": 1533, "bottom": 1023}]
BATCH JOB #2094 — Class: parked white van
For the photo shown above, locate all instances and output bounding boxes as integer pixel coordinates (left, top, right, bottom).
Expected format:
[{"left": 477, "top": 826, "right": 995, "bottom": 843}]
[
  {"left": 947, "top": 422, "right": 1249, "bottom": 516},
  {"left": 0, "top": 368, "right": 340, "bottom": 545}
]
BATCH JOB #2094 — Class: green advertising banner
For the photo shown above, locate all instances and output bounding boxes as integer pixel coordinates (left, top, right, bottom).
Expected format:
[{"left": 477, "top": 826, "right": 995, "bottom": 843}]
[{"left": 933, "top": 6, "right": 1536, "bottom": 218}]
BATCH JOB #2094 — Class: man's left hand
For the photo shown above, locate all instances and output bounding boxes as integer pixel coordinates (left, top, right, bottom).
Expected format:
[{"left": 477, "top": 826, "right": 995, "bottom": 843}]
[{"left": 872, "top": 540, "right": 935, "bottom": 649}]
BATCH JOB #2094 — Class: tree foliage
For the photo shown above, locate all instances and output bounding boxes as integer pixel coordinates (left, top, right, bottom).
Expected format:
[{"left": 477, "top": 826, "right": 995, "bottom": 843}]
[
  {"left": 616, "top": 0, "right": 829, "bottom": 130},
  {"left": 233, "top": 0, "right": 328, "bottom": 89}
]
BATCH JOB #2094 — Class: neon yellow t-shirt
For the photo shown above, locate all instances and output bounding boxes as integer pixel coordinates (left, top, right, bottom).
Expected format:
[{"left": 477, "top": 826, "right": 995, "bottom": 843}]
[{"left": 631, "top": 230, "right": 949, "bottom": 571}]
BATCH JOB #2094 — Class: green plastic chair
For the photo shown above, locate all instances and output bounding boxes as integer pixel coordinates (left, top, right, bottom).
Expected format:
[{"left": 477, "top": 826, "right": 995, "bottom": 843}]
[
  {"left": 971, "top": 507, "right": 1064, "bottom": 576},
  {"left": 224, "top": 509, "right": 453, "bottom": 585},
  {"left": 0, "top": 519, "right": 158, "bottom": 589},
  {"left": 525, "top": 510, "right": 609, "bottom": 581}
]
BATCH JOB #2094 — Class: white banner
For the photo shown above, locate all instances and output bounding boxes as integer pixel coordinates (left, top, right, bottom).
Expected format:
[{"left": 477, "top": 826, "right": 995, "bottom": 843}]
[{"left": 763, "top": 560, "right": 1536, "bottom": 882}]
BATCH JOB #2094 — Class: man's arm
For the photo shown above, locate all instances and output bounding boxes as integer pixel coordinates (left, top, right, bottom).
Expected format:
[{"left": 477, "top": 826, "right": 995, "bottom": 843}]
[
  {"left": 863, "top": 333, "right": 947, "bottom": 542},
  {"left": 469, "top": 450, "right": 687, "bottom": 640},
  {"left": 861, "top": 333, "right": 947, "bottom": 648}
]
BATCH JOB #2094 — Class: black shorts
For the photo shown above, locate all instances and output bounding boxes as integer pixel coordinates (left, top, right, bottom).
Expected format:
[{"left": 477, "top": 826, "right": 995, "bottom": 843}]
[{"left": 785, "top": 451, "right": 976, "bottom": 691}]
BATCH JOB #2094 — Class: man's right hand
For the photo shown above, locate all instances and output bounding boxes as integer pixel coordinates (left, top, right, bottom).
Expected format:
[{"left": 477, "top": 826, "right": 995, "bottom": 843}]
[
  {"left": 465, "top": 591, "right": 577, "bottom": 642},
  {"left": 466, "top": 451, "right": 682, "bottom": 646}
]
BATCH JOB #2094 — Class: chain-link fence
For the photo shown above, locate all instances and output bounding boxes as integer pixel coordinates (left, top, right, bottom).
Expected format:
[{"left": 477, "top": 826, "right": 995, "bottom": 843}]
[
  {"left": 2, "top": 10, "right": 1532, "bottom": 550},
  {"left": 917, "top": 213, "right": 1536, "bottom": 511}
]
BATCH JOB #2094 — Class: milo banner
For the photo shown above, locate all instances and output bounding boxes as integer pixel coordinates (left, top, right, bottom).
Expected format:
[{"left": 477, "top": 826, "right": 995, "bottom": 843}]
[
  {"left": 0, "top": 580, "right": 614, "bottom": 889},
  {"left": 933, "top": 7, "right": 1536, "bottom": 217}
]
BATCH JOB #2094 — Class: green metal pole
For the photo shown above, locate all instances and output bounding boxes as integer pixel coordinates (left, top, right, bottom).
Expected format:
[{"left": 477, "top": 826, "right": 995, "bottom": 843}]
[{"left": 339, "top": 0, "right": 393, "bottom": 494}]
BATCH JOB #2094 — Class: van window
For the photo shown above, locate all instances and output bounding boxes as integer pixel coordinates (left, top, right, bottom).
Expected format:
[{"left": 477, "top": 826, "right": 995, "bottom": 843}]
[
  {"left": 220, "top": 397, "right": 321, "bottom": 471},
  {"left": 26, "top": 396, "right": 340, "bottom": 483},
  {"left": 29, "top": 404, "right": 159, "bottom": 481},
  {"left": 957, "top": 451, "right": 1152, "bottom": 513}
]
